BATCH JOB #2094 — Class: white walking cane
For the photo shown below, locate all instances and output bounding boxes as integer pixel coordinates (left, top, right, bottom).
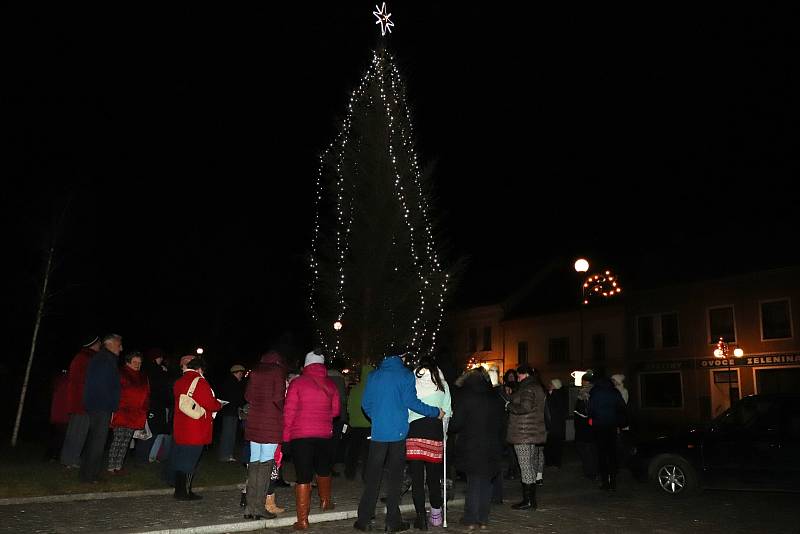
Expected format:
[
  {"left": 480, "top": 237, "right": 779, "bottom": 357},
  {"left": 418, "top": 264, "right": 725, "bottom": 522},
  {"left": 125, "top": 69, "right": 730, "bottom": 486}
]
[{"left": 442, "top": 415, "right": 450, "bottom": 528}]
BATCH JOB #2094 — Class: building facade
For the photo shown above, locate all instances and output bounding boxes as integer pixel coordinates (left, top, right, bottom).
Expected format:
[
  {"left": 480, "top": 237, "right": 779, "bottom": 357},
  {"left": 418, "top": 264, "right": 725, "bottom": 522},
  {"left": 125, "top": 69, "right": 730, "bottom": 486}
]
[
  {"left": 449, "top": 265, "right": 800, "bottom": 432},
  {"left": 627, "top": 266, "right": 800, "bottom": 429}
]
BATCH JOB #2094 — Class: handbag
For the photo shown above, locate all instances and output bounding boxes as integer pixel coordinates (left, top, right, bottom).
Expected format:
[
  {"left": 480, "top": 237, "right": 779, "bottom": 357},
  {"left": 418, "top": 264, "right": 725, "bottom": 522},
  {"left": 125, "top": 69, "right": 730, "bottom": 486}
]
[
  {"left": 178, "top": 376, "right": 207, "bottom": 420},
  {"left": 133, "top": 419, "right": 153, "bottom": 440}
]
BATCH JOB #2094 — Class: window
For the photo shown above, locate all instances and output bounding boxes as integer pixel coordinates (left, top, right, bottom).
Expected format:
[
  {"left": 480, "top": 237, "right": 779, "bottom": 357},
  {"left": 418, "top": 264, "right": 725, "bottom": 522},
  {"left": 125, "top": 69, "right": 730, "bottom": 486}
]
[
  {"left": 482, "top": 326, "right": 492, "bottom": 351},
  {"left": 640, "top": 372, "right": 683, "bottom": 408},
  {"left": 708, "top": 306, "right": 736, "bottom": 343},
  {"left": 637, "top": 316, "right": 655, "bottom": 350},
  {"left": 467, "top": 328, "right": 477, "bottom": 353},
  {"left": 548, "top": 337, "right": 569, "bottom": 363},
  {"left": 592, "top": 333, "right": 606, "bottom": 362},
  {"left": 661, "top": 313, "right": 680, "bottom": 348},
  {"left": 517, "top": 341, "right": 528, "bottom": 364},
  {"left": 761, "top": 299, "right": 792, "bottom": 340},
  {"left": 637, "top": 312, "right": 680, "bottom": 350}
]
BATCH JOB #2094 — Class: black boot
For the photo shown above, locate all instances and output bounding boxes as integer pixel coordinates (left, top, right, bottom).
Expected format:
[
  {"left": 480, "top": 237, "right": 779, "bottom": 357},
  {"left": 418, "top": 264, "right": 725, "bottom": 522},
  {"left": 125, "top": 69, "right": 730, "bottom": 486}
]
[
  {"left": 174, "top": 472, "right": 189, "bottom": 500},
  {"left": 511, "top": 483, "right": 534, "bottom": 510},
  {"left": 600, "top": 473, "right": 611, "bottom": 490},
  {"left": 413, "top": 512, "right": 428, "bottom": 531},
  {"left": 186, "top": 472, "right": 202, "bottom": 500},
  {"left": 609, "top": 473, "right": 617, "bottom": 491},
  {"left": 529, "top": 482, "right": 537, "bottom": 510}
]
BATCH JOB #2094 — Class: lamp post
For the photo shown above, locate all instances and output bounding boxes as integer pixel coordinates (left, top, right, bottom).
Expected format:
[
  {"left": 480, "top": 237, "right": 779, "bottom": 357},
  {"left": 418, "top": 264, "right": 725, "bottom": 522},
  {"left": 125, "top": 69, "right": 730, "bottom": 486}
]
[
  {"left": 574, "top": 259, "right": 589, "bottom": 367},
  {"left": 573, "top": 258, "right": 622, "bottom": 368},
  {"left": 713, "top": 337, "right": 744, "bottom": 406}
]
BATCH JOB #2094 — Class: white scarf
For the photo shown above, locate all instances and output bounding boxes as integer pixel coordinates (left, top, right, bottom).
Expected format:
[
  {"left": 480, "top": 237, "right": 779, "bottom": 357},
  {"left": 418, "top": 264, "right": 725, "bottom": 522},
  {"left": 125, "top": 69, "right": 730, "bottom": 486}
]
[{"left": 415, "top": 367, "right": 446, "bottom": 398}]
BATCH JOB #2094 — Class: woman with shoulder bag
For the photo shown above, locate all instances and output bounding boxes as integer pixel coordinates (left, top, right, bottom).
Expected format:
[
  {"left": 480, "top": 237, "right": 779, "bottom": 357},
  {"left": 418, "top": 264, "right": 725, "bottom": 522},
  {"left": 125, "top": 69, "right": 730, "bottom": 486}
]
[
  {"left": 282, "top": 350, "right": 340, "bottom": 530},
  {"left": 171, "top": 355, "right": 222, "bottom": 501}
]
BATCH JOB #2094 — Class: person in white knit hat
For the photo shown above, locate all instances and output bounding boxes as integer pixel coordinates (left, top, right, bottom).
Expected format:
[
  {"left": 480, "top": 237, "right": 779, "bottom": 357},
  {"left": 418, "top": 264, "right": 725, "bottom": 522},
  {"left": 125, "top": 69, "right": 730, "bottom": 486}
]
[{"left": 545, "top": 378, "right": 568, "bottom": 468}]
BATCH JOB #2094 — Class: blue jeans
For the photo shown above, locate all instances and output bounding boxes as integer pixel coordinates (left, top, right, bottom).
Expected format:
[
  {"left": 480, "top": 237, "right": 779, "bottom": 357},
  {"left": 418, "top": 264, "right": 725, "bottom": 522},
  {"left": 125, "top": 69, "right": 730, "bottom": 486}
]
[
  {"left": 463, "top": 474, "right": 492, "bottom": 525},
  {"left": 249, "top": 442, "right": 278, "bottom": 463},
  {"left": 218, "top": 415, "right": 238, "bottom": 460},
  {"left": 149, "top": 434, "right": 171, "bottom": 462}
]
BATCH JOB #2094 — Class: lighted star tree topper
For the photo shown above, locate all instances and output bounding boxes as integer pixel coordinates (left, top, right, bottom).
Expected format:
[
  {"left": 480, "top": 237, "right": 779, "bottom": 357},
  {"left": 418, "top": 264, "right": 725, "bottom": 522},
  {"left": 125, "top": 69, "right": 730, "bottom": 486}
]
[{"left": 309, "top": 5, "right": 448, "bottom": 365}]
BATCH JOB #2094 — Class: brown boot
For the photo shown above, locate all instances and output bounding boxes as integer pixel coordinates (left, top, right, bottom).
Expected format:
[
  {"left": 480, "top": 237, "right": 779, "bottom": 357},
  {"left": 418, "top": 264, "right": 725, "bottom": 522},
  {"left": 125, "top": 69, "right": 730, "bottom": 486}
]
[
  {"left": 317, "top": 475, "right": 335, "bottom": 511},
  {"left": 293, "top": 483, "right": 312, "bottom": 530},
  {"left": 265, "top": 493, "right": 285, "bottom": 514}
]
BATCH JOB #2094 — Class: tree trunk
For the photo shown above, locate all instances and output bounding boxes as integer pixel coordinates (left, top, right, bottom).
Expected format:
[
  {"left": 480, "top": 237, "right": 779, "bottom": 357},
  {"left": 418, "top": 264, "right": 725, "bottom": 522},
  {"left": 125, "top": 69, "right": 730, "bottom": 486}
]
[
  {"left": 11, "top": 245, "right": 54, "bottom": 447},
  {"left": 360, "top": 286, "right": 372, "bottom": 364}
]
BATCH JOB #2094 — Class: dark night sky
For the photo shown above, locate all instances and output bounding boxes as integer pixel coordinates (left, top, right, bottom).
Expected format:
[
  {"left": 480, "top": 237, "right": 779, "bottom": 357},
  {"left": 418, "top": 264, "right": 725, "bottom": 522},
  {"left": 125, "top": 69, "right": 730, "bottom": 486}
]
[{"left": 2, "top": 4, "right": 799, "bottom": 424}]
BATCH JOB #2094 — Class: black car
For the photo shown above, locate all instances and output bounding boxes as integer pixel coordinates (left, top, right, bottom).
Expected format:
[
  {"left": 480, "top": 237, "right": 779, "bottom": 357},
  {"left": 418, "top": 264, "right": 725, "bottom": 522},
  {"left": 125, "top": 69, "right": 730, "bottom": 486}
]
[{"left": 633, "top": 394, "right": 800, "bottom": 495}]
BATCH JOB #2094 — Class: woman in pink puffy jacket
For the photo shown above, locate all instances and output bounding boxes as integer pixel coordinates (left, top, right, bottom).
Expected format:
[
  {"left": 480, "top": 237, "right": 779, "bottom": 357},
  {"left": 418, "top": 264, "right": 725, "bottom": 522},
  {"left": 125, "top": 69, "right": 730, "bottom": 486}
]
[{"left": 282, "top": 350, "right": 340, "bottom": 530}]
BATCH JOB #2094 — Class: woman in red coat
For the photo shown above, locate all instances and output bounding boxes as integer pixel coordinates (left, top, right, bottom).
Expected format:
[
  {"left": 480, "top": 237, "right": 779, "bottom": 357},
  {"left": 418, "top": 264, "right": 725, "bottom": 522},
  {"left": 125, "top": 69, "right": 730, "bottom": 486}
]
[
  {"left": 283, "top": 350, "right": 340, "bottom": 530},
  {"left": 172, "top": 355, "right": 222, "bottom": 500},
  {"left": 242, "top": 351, "right": 287, "bottom": 520},
  {"left": 107, "top": 351, "right": 149, "bottom": 474}
]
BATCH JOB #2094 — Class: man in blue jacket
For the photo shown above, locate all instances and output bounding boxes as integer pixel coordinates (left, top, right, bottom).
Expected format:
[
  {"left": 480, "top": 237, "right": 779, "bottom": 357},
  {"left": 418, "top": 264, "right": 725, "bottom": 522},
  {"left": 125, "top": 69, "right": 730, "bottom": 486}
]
[
  {"left": 79, "top": 333, "right": 122, "bottom": 483},
  {"left": 354, "top": 350, "right": 444, "bottom": 533}
]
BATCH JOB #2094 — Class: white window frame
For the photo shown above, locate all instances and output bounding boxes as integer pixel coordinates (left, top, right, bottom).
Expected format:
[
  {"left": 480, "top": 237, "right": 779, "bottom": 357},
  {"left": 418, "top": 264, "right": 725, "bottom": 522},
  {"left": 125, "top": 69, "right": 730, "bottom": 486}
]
[
  {"left": 638, "top": 370, "right": 685, "bottom": 410},
  {"left": 707, "top": 304, "right": 737, "bottom": 345},
  {"left": 758, "top": 298, "right": 794, "bottom": 342},
  {"left": 635, "top": 312, "right": 680, "bottom": 350}
]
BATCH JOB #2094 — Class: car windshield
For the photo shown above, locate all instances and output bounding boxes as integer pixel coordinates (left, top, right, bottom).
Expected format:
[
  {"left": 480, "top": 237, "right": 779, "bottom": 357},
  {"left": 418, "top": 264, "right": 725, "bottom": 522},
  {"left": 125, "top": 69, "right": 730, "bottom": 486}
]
[{"left": 712, "top": 396, "right": 777, "bottom": 431}]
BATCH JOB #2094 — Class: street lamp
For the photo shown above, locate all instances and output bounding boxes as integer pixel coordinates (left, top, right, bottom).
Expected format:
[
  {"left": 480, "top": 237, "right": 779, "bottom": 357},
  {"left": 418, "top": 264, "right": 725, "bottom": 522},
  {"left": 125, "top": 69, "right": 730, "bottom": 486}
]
[
  {"left": 713, "top": 337, "right": 744, "bottom": 406},
  {"left": 574, "top": 259, "right": 590, "bottom": 366},
  {"left": 573, "top": 258, "right": 623, "bottom": 367}
]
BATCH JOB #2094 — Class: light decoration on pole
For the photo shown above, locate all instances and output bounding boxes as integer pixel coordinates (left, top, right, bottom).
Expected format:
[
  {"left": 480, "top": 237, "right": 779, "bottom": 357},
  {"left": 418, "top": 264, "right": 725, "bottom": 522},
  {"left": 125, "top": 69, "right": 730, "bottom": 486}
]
[
  {"left": 713, "top": 337, "right": 744, "bottom": 405},
  {"left": 308, "top": 5, "right": 448, "bottom": 361},
  {"left": 195, "top": 347, "right": 204, "bottom": 355},
  {"left": 581, "top": 270, "right": 622, "bottom": 305},
  {"left": 373, "top": 3, "right": 394, "bottom": 36}
]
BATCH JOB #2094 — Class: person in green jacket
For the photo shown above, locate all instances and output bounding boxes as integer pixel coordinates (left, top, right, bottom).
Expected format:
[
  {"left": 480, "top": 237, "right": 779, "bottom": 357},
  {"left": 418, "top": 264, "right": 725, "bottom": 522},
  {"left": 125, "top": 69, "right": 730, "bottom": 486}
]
[{"left": 344, "top": 364, "right": 374, "bottom": 481}]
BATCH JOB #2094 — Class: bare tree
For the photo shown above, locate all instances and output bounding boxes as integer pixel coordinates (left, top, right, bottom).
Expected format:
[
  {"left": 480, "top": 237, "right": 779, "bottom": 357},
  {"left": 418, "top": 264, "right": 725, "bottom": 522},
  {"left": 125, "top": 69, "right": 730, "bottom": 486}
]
[{"left": 11, "top": 202, "right": 69, "bottom": 447}]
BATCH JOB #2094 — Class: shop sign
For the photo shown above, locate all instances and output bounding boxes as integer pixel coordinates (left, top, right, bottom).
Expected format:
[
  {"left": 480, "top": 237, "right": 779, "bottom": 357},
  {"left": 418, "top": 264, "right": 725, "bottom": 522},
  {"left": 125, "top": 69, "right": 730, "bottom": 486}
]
[{"left": 697, "top": 352, "right": 800, "bottom": 368}]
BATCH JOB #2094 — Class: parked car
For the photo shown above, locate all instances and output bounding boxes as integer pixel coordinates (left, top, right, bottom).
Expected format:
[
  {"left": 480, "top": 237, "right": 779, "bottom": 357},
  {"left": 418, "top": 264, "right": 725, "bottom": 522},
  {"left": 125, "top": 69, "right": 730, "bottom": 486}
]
[{"left": 633, "top": 394, "right": 800, "bottom": 495}]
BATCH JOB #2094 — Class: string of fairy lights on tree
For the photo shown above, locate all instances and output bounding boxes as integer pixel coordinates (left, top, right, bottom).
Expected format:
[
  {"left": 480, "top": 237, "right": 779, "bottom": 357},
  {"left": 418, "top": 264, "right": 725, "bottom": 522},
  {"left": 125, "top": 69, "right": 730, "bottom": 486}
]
[{"left": 308, "top": 4, "right": 448, "bottom": 363}]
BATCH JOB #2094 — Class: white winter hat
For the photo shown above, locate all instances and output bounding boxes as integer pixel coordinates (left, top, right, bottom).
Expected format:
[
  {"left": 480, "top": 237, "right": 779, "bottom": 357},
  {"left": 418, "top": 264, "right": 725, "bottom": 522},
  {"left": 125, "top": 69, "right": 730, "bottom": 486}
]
[
  {"left": 550, "top": 378, "right": 563, "bottom": 389},
  {"left": 304, "top": 350, "right": 325, "bottom": 367}
]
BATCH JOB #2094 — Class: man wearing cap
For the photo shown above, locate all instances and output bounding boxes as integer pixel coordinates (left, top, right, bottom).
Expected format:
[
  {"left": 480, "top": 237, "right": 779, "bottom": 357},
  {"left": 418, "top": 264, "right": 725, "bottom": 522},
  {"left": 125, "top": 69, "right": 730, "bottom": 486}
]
[
  {"left": 60, "top": 336, "right": 101, "bottom": 468},
  {"left": 80, "top": 333, "right": 123, "bottom": 483},
  {"left": 217, "top": 363, "right": 247, "bottom": 462}
]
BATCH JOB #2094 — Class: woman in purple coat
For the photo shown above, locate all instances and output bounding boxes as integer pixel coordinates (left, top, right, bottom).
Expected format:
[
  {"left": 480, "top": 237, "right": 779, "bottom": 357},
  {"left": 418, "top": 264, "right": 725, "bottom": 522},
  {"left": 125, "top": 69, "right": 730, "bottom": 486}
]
[{"left": 243, "top": 351, "right": 287, "bottom": 520}]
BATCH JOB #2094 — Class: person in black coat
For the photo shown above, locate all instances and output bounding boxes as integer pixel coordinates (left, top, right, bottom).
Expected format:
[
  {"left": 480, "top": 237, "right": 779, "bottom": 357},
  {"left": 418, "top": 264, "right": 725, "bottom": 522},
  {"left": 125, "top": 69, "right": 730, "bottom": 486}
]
[
  {"left": 544, "top": 379, "right": 569, "bottom": 468},
  {"left": 216, "top": 364, "right": 247, "bottom": 462},
  {"left": 587, "top": 376, "right": 627, "bottom": 490},
  {"left": 450, "top": 367, "right": 506, "bottom": 528},
  {"left": 573, "top": 384, "right": 597, "bottom": 479}
]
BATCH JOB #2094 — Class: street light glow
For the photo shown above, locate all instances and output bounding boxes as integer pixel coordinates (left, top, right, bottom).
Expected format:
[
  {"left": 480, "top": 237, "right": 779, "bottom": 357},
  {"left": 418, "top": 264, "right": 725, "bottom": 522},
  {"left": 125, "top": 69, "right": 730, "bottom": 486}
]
[
  {"left": 574, "top": 258, "right": 589, "bottom": 273},
  {"left": 196, "top": 347, "right": 204, "bottom": 355}
]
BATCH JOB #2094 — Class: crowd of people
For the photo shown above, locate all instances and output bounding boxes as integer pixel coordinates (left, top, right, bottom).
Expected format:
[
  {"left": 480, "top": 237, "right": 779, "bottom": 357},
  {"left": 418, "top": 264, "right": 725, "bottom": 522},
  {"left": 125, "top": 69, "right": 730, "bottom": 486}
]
[{"left": 51, "top": 334, "right": 630, "bottom": 532}]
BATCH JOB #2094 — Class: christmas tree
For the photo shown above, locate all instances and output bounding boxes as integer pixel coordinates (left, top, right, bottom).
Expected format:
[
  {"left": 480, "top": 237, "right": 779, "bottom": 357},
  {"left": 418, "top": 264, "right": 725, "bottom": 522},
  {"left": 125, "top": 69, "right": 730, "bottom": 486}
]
[{"left": 309, "top": 5, "right": 448, "bottom": 366}]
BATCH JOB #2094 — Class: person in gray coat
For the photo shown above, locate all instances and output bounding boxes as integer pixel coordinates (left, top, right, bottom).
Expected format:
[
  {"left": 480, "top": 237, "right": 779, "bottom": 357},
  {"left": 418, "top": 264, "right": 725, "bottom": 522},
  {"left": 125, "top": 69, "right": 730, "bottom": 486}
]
[{"left": 506, "top": 364, "right": 546, "bottom": 510}]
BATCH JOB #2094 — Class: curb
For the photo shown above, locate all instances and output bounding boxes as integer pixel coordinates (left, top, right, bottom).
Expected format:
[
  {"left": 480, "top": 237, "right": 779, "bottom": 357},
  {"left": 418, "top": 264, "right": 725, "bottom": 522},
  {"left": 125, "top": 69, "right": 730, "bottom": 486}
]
[
  {"left": 137, "top": 499, "right": 466, "bottom": 534},
  {"left": 0, "top": 485, "right": 241, "bottom": 506}
]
